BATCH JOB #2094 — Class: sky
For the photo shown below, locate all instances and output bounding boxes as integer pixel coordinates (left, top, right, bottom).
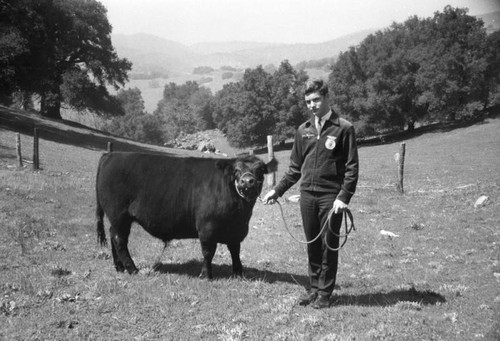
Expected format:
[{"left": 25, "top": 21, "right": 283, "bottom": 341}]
[{"left": 99, "top": 0, "right": 500, "bottom": 45}]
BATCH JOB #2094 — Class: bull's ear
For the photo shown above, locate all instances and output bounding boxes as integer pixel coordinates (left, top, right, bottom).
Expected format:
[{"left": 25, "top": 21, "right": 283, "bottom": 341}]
[{"left": 264, "top": 158, "right": 278, "bottom": 174}]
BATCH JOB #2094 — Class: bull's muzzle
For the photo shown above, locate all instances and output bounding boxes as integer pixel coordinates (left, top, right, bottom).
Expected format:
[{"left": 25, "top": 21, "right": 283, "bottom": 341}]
[{"left": 235, "top": 173, "right": 262, "bottom": 201}]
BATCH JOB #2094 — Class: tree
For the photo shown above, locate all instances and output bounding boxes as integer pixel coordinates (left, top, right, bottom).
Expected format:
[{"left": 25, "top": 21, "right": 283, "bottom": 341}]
[
  {"left": 483, "top": 30, "right": 500, "bottom": 107},
  {"left": 212, "top": 62, "right": 312, "bottom": 148},
  {"left": 102, "top": 88, "right": 165, "bottom": 145},
  {"left": 116, "top": 87, "right": 145, "bottom": 116},
  {"left": 416, "top": 6, "right": 489, "bottom": 121},
  {"left": 0, "top": 0, "right": 131, "bottom": 119},
  {"left": 212, "top": 82, "right": 243, "bottom": 133},
  {"left": 329, "top": 47, "right": 367, "bottom": 123},
  {"left": 153, "top": 81, "right": 214, "bottom": 140},
  {"left": 270, "top": 60, "right": 308, "bottom": 142},
  {"left": 329, "top": 6, "right": 491, "bottom": 133},
  {"left": 222, "top": 66, "right": 277, "bottom": 147}
]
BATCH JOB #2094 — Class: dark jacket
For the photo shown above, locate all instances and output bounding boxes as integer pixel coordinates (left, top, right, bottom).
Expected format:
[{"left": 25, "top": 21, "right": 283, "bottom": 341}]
[{"left": 274, "top": 110, "right": 359, "bottom": 204}]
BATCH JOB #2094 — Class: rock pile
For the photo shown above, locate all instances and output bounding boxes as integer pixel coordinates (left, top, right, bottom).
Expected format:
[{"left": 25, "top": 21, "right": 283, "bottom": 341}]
[{"left": 164, "top": 130, "right": 228, "bottom": 156}]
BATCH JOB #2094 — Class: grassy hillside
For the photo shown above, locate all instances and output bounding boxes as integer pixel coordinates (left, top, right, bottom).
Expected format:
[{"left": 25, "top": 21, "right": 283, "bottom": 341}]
[{"left": 0, "top": 109, "right": 499, "bottom": 340}]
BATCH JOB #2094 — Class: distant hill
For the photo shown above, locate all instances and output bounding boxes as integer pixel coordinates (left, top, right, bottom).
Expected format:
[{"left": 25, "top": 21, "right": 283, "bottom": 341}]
[
  {"left": 112, "top": 11, "right": 499, "bottom": 77},
  {"left": 112, "top": 29, "right": 376, "bottom": 75},
  {"left": 190, "top": 41, "right": 279, "bottom": 55},
  {"left": 110, "top": 11, "right": 500, "bottom": 112},
  {"left": 112, "top": 33, "right": 199, "bottom": 75}
]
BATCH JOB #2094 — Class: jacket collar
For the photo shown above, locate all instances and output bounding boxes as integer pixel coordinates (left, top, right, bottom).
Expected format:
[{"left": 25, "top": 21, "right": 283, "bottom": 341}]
[{"left": 307, "top": 108, "right": 339, "bottom": 127}]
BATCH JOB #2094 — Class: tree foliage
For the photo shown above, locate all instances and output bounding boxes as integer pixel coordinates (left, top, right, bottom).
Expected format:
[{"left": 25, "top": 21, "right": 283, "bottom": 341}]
[
  {"left": 0, "top": 0, "right": 131, "bottom": 119},
  {"left": 153, "top": 81, "right": 215, "bottom": 142},
  {"left": 102, "top": 88, "right": 165, "bottom": 145},
  {"left": 329, "top": 6, "right": 494, "bottom": 134},
  {"left": 212, "top": 62, "right": 308, "bottom": 148}
]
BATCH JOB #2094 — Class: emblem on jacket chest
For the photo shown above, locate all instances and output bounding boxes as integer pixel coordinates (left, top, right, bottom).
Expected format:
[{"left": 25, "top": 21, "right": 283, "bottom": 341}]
[{"left": 325, "top": 136, "right": 336, "bottom": 150}]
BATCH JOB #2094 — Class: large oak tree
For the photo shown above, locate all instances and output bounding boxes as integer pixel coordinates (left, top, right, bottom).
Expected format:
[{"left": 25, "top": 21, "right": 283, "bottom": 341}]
[{"left": 0, "top": 0, "right": 131, "bottom": 119}]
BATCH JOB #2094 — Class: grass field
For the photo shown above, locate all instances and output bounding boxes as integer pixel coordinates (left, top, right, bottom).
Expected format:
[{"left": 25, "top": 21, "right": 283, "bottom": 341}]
[{"left": 0, "top": 109, "right": 499, "bottom": 340}]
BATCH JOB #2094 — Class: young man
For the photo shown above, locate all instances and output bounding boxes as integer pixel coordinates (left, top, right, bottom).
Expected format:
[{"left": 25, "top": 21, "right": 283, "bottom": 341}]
[{"left": 263, "top": 79, "right": 359, "bottom": 309}]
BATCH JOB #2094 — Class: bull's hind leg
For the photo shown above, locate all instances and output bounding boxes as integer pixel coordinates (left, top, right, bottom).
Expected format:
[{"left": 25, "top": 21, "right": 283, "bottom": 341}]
[
  {"left": 111, "top": 241, "right": 125, "bottom": 272},
  {"left": 200, "top": 241, "right": 217, "bottom": 279},
  {"left": 227, "top": 243, "right": 243, "bottom": 277},
  {"left": 110, "top": 215, "right": 138, "bottom": 274}
]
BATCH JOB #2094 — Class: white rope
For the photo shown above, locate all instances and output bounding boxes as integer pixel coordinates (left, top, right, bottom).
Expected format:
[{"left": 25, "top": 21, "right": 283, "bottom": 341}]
[{"left": 275, "top": 200, "right": 355, "bottom": 251}]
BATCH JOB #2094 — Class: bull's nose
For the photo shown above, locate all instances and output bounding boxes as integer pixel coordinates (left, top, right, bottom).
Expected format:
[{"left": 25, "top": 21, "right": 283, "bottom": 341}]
[{"left": 240, "top": 177, "right": 256, "bottom": 187}]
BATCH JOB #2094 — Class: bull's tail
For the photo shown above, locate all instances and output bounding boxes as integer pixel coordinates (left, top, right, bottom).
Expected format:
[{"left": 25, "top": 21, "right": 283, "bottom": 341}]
[
  {"left": 96, "top": 201, "right": 107, "bottom": 246},
  {"left": 96, "top": 155, "right": 107, "bottom": 247}
]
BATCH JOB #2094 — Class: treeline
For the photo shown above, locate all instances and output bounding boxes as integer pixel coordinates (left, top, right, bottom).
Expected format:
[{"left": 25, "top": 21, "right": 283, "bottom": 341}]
[
  {"left": 329, "top": 6, "right": 500, "bottom": 136},
  {"left": 105, "top": 6, "right": 500, "bottom": 148},
  {"left": 103, "top": 62, "right": 309, "bottom": 147},
  {"left": 2, "top": 2, "right": 499, "bottom": 149}
]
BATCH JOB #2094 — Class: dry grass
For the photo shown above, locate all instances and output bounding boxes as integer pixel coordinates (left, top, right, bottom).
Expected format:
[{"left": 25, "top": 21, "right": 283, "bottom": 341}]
[{"left": 0, "top": 111, "right": 499, "bottom": 340}]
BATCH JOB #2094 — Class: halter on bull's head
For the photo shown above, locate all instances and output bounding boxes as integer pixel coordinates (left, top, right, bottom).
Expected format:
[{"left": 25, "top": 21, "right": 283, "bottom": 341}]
[{"left": 217, "top": 155, "right": 278, "bottom": 202}]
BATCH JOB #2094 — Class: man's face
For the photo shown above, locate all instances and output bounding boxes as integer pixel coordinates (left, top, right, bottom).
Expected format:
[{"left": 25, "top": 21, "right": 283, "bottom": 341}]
[{"left": 305, "top": 92, "right": 329, "bottom": 118}]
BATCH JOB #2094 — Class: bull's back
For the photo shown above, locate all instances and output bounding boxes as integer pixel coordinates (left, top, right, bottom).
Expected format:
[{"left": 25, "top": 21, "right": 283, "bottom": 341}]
[{"left": 96, "top": 152, "right": 241, "bottom": 241}]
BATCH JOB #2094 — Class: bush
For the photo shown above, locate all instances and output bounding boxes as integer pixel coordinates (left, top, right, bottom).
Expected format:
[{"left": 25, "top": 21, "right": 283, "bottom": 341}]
[{"left": 353, "top": 120, "right": 377, "bottom": 138}]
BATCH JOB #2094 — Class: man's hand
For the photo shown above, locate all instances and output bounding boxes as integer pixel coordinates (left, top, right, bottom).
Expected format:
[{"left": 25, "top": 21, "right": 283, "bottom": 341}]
[
  {"left": 262, "top": 189, "right": 279, "bottom": 204},
  {"left": 333, "top": 199, "right": 348, "bottom": 214}
]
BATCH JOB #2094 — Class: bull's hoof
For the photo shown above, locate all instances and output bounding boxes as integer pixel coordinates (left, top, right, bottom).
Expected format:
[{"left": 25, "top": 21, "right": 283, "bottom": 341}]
[
  {"left": 126, "top": 268, "right": 139, "bottom": 275},
  {"left": 199, "top": 271, "right": 213, "bottom": 280},
  {"left": 231, "top": 271, "right": 244, "bottom": 279}
]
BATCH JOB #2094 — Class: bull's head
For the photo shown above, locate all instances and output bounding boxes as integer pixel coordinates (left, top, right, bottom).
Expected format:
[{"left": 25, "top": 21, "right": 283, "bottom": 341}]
[{"left": 218, "top": 155, "right": 278, "bottom": 202}]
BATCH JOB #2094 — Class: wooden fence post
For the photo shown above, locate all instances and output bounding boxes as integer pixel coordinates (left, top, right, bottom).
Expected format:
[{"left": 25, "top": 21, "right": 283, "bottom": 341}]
[
  {"left": 267, "top": 135, "right": 275, "bottom": 187},
  {"left": 397, "top": 142, "right": 406, "bottom": 193},
  {"left": 16, "top": 133, "right": 23, "bottom": 168},
  {"left": 33, "top": 128, "right": 39, "bottom": 170},
  {"left": 107, "top": 141, "right": 113, "bottom": 153}
]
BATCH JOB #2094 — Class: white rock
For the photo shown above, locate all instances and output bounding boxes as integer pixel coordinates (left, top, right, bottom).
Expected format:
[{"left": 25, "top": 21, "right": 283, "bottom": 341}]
[
  {"left": 287, "top": 194, "right": 301, "bottom": 203},
  {"left": 474, "top": 195, "right": 489, "bottom": 208},
  {"left": 380, "top": 230, "right": 399, "bottom": 239}
]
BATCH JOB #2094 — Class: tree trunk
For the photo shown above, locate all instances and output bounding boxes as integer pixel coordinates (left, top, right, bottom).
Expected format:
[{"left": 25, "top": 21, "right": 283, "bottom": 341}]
[
  {"left": 40, "top": 88, "right": 62, "bottom": 120},
  {"left": 407, "top": 120, "right": 415, "bottom": 132}
]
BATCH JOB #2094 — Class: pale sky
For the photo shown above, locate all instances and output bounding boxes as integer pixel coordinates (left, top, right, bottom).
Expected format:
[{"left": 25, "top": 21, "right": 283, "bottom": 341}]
[{"left": 99, "top": 0, "right": 500, "bottom": 45}]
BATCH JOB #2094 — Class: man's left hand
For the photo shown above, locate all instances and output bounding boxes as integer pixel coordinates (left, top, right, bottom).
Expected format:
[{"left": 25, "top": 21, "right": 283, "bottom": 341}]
[{"left": 333, "top": 199, "right": 348, "bottom": 214}]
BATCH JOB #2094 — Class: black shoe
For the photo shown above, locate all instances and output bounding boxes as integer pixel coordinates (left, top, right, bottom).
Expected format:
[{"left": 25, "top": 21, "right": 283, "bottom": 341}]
[
  {"left": 298, "top": 291, "right": 317, "bottom": 306},
  {"left": 311, "top": 295, "right": 330, "bottom": 309}
]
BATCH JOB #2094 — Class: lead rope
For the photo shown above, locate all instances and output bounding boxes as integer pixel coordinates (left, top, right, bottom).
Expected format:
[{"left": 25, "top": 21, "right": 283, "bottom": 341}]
[{"left": 275, "top": 200, "right": 355, "bottom": 251}]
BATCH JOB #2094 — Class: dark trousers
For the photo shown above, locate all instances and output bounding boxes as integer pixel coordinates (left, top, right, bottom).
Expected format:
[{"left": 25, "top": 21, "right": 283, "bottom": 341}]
[{"left": 300, "top": 190, "right": 343, "bottom": 297}]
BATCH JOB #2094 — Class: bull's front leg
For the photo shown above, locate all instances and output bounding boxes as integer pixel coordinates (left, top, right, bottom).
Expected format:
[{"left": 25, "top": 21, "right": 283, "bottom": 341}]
[
  {"left": 199, "top": 241, "right": 217, "bottom": 279},
  {"left": 227, "top": 243, "right": 243, "bottom": 277}
]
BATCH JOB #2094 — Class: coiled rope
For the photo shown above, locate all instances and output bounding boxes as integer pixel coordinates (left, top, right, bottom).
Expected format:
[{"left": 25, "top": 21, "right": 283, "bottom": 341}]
[{"left": 275, "top": 200, "right": 355, "bottom": 251}]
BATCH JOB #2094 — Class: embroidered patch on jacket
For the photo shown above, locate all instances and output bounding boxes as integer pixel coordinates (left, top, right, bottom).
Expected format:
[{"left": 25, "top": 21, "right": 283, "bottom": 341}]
[{"left": 325, "top": 136, "right": 337, "bottom": 150}]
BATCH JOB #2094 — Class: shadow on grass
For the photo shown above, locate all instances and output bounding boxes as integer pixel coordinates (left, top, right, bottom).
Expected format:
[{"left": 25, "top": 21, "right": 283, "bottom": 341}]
[
  {"left": 331, "top": 286, "right": 446, "bottom": 307},
  {"left": 151, "top": 261, "right": 446, "bottom": 307},
  {"left": 152, "top": 261, "right": 446, "bottom": 307},
  {"left": 152, "top": 259, "right": 309, "bottom": 286}
]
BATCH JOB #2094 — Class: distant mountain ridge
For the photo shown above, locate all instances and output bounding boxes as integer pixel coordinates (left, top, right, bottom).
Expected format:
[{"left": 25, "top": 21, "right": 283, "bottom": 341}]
[
  {"left": 112, "top": 29, "right": 376, "bottom": 74},
  {"left": 111, "top": 10, "right": 500, "bottom": 75}
]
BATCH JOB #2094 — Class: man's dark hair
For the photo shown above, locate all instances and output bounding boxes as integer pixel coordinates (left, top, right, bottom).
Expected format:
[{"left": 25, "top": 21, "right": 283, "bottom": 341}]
[{"left": 304, "top": 79, "right": 329, "bottom": 96}]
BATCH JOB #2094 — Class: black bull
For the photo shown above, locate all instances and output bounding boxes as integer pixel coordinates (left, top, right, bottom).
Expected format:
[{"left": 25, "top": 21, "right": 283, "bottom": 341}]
[{"left": 95, "top": 152, "right": 277, "bottom": 278}]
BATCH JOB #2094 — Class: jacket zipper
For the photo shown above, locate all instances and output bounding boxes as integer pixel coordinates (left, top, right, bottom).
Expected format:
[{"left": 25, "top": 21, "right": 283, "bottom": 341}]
[{"left": 312, "top": 127, "right": 321, "bottom": 191}]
